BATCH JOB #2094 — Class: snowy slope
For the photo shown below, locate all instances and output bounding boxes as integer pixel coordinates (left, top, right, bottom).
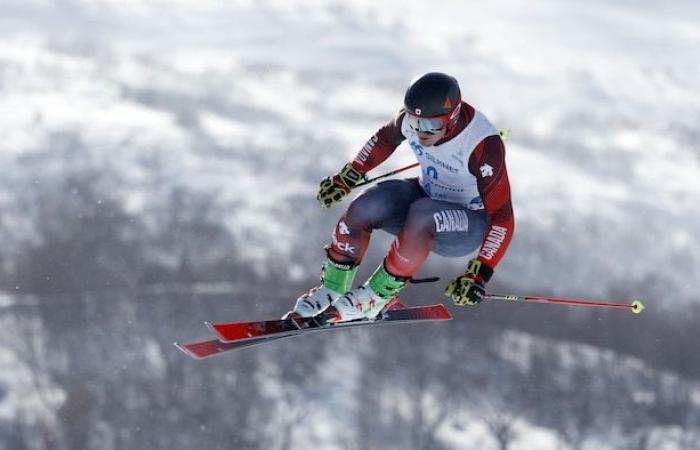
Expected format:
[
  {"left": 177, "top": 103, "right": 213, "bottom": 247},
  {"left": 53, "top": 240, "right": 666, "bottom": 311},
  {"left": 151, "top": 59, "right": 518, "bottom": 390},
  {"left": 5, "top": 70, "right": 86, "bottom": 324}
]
[
  {"left": 0, "top": 313, "right": 65, "bottom": 441},
  {"left": 252, "top": 326, "right": 700, "bottom": 450}
]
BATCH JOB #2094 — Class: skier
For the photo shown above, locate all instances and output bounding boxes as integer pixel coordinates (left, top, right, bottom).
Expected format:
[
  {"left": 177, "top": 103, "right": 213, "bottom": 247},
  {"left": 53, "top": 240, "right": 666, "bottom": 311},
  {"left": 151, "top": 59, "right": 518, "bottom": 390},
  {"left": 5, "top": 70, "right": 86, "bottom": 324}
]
[{"left": 286, "top": 72, "right": 515, "bottom": 322}]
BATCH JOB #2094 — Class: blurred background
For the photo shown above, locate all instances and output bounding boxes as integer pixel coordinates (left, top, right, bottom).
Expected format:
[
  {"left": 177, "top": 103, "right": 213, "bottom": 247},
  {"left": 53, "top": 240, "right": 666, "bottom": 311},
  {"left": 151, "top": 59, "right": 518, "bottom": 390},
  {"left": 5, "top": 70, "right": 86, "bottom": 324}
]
[{"left": 1, "top": 0, "right": 699, "bottom": 449}]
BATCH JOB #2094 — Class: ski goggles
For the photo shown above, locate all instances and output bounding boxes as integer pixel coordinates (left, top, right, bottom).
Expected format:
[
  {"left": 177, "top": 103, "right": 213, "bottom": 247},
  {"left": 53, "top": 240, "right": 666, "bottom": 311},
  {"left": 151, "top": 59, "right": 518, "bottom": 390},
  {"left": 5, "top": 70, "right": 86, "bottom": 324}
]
[
  {"left": 406, "top": 114, "right": 447, "bottom": 135},
  {"left": 406, "top": 102, "right": 461, "bottom": 135}
]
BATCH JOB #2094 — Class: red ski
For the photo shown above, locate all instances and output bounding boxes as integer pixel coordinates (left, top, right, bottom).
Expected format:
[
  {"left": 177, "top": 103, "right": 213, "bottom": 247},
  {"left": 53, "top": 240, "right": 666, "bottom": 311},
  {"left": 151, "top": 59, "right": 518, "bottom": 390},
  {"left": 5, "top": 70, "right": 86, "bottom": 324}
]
[
  {"left": 208, "top": 303, "right": 451, "bottom": 343},
  {"left": 174, "top": 335, "right": 291, "bottom": 359},
  {"left": 175, "top": 303, "right": 452, "bottom": 359}
]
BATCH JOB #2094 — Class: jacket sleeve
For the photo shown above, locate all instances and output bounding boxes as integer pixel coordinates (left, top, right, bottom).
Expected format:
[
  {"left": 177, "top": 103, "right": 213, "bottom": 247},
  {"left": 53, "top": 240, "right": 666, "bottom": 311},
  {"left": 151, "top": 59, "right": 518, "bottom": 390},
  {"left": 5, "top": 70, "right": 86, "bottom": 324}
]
[
  {"left": 467, "top": 134, "right": 515, "bottom": 272},
  {"left": 351, "top": 110, "right": 407, "bottom": 172}
]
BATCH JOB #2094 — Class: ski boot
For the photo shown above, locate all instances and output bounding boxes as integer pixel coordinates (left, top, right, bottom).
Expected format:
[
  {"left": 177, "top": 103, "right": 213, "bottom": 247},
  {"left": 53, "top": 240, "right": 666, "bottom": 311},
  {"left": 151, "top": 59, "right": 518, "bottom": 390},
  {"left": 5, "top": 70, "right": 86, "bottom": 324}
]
[
  {"left": 320, "top": 263, "right": 406, "bottom": 323},
  {"left": 284, "top": 258, "right": 358, "bottom": 319}
]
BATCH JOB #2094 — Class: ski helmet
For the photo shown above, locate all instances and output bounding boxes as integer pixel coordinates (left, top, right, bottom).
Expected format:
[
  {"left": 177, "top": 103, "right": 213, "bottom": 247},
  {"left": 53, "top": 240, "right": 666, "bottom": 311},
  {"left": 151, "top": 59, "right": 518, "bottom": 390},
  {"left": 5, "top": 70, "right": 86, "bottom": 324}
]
[{"left": 403, "top": 72, "right": 462, "bottom": 134}]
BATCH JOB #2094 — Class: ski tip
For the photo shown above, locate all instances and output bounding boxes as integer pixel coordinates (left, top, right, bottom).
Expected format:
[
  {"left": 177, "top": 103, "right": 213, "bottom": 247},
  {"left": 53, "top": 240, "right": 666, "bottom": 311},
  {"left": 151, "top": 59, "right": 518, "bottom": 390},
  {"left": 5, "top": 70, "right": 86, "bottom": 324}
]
[
  {"left": 173, "top": 342, "right": 192, "bottom": 356},
  {"left": 437, "top": 303, "right": 453, "bottom": 320},
  {"left": 204, "top": 322, "right": 233, "bottom": 342},
  {"left": 174, "top": 341, "right": 205, "bottom": 360}
]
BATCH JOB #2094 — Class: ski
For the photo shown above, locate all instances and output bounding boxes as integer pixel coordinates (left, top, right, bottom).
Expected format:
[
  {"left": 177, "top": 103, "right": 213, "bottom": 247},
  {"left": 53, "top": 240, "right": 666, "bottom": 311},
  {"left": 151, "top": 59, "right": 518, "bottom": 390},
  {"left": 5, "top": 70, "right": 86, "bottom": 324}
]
[
  {"left": 174, "top": 335, "right": 292, "bottom": 359},
  {"left": 208, "top": 303, "right": 451, "bottom": 343},
  {"left": 175, "top": 303, "right": 452, "bottom": 359}
]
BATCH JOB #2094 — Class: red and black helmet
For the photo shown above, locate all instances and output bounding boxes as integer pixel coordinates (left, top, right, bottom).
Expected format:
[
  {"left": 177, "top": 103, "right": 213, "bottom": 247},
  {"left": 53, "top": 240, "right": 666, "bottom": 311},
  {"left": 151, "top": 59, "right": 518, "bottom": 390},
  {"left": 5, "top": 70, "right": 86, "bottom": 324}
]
[{"left": 404, "top": 72, "right": 462, "bottom": 134}]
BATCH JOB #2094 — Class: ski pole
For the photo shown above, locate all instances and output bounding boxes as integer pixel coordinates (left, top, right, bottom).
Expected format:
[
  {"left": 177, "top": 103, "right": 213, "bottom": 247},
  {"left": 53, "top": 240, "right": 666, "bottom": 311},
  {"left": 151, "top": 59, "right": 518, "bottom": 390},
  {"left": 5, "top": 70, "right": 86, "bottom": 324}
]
[
  {"left": 353, "top": 129, "right": 510, "bottom": 188},
  {"left": 355, "top": 162, "right": 420, "bottom": 187},
  {"left": 485, "top": 293, "right": 645, "bottom": 314}
]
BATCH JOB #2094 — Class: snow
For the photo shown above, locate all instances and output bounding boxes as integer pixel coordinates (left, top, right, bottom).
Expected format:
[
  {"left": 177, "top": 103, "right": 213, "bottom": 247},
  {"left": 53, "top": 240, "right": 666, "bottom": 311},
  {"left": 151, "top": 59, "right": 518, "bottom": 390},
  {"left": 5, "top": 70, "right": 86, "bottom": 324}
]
[
  {"left": 0, "top": 318, "right": 65, "bottom": 426},
  {"left": 199, "top": 112, "right": 248, "bottom": 144},
  {"left": 440, "top": 417, "right": 560, "bottom": 450},
  {"left": 0, "top": 294, "right": 15, "bottom": 308}
]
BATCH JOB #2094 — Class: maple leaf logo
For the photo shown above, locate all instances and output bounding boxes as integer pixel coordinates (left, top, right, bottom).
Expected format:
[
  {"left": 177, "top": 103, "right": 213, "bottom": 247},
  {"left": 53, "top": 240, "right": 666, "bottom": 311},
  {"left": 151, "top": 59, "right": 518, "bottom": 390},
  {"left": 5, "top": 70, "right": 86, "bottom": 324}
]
[{"left": 480, "top": 164, "right": 494, "bottom": 177}]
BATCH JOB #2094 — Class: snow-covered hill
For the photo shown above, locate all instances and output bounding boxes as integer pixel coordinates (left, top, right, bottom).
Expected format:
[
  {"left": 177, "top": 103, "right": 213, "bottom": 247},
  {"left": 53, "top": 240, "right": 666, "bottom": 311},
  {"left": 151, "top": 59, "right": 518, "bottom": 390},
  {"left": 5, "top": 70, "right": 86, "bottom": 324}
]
[{"left": 2, "top": 291, "right": 698, "bottom": 450}]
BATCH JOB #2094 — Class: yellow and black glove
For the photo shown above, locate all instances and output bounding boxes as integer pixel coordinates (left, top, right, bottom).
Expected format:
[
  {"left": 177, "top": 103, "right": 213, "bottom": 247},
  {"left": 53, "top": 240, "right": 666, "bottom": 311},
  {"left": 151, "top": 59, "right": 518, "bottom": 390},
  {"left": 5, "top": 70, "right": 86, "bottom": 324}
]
[
  {"left": 445, "top": 258, "right": 493, "bottom": 306},
  {"left": 317, "top": 163, "right": 365, "bottom": 208}
]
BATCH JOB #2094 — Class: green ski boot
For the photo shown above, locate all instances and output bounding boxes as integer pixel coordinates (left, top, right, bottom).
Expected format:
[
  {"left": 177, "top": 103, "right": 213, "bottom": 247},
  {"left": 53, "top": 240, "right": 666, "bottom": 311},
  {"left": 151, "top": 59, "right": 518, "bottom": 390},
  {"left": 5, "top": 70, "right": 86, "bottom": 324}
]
[
  {"left": 286, "top": 258, "right": 358, "bottom": 318},
  {"left": 328, "top": 263, "right": 406, "bottom": 322}
]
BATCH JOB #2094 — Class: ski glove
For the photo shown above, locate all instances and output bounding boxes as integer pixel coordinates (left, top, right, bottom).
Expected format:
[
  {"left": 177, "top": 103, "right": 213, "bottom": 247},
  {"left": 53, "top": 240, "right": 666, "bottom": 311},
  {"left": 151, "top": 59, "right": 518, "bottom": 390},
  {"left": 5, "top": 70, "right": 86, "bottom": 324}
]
[
  {"left": 445, "top": 259, "right": 493, "bottom": 306},
  {"left": 317, "top": 163, "right": 365, "bottom": 208}
]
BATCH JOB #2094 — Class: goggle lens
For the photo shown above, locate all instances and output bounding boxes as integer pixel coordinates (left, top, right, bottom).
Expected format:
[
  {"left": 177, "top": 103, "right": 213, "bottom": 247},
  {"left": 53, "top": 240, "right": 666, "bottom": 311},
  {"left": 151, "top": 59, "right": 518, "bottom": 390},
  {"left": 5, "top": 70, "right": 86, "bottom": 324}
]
[{"left": 407, "top": 114, "right": 445, "bottom": 135}]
